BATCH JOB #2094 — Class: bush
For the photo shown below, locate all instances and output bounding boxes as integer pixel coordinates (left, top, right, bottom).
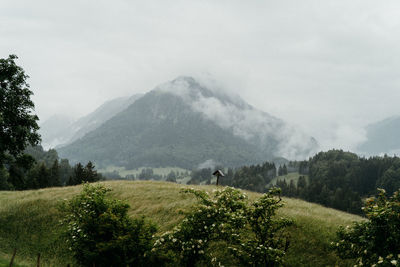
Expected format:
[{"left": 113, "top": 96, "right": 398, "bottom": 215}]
[
  {"left": 59, "top": 184, "right": 156, "bottom": 266},
  {"left": 333, "top": 188, "right": 400, "bottom": 266},
  {"left": 153, "top": 187, "right": 292, "bottom": 266},
  {"left": 229, "top": 187, "right": 293, "bottom": 266}
]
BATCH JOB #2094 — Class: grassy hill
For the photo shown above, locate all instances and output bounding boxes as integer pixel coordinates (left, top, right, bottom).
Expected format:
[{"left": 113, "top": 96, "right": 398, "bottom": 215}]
[{"left": 0, "top": 181, "right": 362, "bottom": 266}]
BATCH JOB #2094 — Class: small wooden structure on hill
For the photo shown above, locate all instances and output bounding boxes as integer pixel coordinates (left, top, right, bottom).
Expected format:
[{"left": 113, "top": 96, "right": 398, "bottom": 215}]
[{"left": 213, "top": 169, "right": 225, "bottom": 186}]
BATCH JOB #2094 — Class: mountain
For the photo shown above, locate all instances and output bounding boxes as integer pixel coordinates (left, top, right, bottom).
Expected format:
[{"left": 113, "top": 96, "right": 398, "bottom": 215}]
[
  {"left": 58, "top": 76, "right": 318, "bottom": 169},
  {"left": 65, "top": 94, "right": 143, "bottom": 145},
  {"left": 39, "top": 114, "right": 75, "bottom": 149},
  {"left": 40, "top": 95, "right": 142, "bottom": 149},
  {"left": 357, "top": 116, "right": 400, "bottom": 155}
]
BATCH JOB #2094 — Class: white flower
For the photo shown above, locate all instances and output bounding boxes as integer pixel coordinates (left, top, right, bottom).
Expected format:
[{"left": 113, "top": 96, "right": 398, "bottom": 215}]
[{"left": 390, "top": 260, "right": 397, "bottom": 265}]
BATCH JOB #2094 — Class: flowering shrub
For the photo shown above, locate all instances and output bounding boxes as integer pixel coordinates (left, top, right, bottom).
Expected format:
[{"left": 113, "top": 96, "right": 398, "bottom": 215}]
[
  {"left": 229, "top": 187, "right": 293, "bottom": 266},
  {"left": 59, "top": 184, "right": 157, "bottom": 267},
  {"left": 333, "top": 189, "right": 400, "bottom": 267},
  {"left": 153, "top": 187, "right": 292, "bottom": 266}
]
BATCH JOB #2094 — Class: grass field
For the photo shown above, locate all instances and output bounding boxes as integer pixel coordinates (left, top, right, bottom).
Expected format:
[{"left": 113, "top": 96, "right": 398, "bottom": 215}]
[{"left": 0, "top": 181, "right": 362, "bottom": 266}]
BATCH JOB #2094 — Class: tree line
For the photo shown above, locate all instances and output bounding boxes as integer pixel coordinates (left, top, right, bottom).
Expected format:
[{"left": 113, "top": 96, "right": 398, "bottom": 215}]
[
  {"left": 201, "top": 149, "right": 400, "bottom": 215},
  {"left": 0, "top": 145, "right": 102, "bottom": 190}
]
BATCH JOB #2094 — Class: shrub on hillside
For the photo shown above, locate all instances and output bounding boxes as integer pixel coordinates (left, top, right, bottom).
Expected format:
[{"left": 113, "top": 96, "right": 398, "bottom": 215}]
[
  {"left": 59, "top": 184, "right": 156, "bottom": 267},
  {"left": 153, "top": 187, "right": 292, "bottom": 266},
  {"left": 229, "top": 187, "right": 293, "bottom": 266},
  {"left": 333, "top": 188, "right": 400, "bottom": 266}
]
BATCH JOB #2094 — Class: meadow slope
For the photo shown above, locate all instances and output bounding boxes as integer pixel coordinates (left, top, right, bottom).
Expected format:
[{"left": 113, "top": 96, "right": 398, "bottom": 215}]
[{"left": 0, "top": 181, "right": 363, "bottom": 266}]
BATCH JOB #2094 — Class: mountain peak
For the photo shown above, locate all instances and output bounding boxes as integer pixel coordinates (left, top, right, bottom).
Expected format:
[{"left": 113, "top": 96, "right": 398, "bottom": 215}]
[
  {"left": 172, "top": 75, "right": 197, "bottom": 84},
  {"left": 58, "top": 77, "right": 319, "bottom": 168}
]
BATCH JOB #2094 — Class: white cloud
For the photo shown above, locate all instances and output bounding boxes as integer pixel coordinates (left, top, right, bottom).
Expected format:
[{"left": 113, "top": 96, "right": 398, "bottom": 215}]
[{"left": 157, "top": 77, "right": 318, "bottom": 159}]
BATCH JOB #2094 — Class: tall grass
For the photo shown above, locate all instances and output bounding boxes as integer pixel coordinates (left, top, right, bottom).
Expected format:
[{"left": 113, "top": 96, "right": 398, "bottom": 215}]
[{"left": 0, "top": 181, "right": 362, "bottom": 266}]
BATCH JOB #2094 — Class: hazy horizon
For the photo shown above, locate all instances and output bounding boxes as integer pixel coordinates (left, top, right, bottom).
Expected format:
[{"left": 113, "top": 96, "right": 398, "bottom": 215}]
[{"left": 2, "top": 0, "right": 400, "bottom": 152}]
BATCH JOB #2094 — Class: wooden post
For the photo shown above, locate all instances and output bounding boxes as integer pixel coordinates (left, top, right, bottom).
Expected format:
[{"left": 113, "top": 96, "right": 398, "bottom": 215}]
[
  {"left": 36, "top": 253, "right": 40, "bottom": 267},
  {"left": 216, "top": 174, "right": 221, "bottom": 186},
  {"left": 9, "top": 248, "right": 16, "bottom": 267}
]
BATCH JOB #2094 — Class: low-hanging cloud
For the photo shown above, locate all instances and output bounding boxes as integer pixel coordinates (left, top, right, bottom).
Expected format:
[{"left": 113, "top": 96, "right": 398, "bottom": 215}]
[
  {"left": 158, "top": 76, "right": 319, "bottom": 160},
  {"left": 2, "top": 0, "right": 400, "bottom": 152}
]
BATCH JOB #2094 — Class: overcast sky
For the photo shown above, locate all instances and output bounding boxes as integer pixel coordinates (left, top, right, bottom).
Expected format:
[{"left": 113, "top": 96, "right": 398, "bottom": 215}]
[{"left": 1, "top": 0, "right": 400, "bottom": 151}]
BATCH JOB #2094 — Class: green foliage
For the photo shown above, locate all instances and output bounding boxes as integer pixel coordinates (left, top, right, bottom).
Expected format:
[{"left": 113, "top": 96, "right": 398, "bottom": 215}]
[
  {"left": 333, "top": 189, "right": 400, "bottom": 266},
  {"left": 278, "top": 164, "right": 288, "bottom": 176},
  {"left": 231, "top": 162, "right": 277, "bottom": 192},
  {"left": 59, "top": 184, "right": 157, "bottom": 267},
  {"left": 188, "top": 168, "right": 212, "bottom": 184},
  {"left": 0, "top": 55, "right": 40, "bottom": 165},
  {"left": 270, "top": 150, "right": 400, "bottom": 215},
  {"left": 67, "top": 161, "right": 102, "bottom": 185},
  {"left": 0, "top": 166, "right": 10, "bottom": 190},
  {"left": 166, "top": 170, "right": 177, "bottom": 182},
  {"left": 154, "top": 187, "right": 292, "bottom": 266},
  {"left": 229, "top": 187, "right": 293, "bottom": 266}
]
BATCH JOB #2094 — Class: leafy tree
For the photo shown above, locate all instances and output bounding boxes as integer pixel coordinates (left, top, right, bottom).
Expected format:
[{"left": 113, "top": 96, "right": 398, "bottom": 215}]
[
  {"left": 49, "top": 159, "right": 61, "bottom": 187},
  {"left": 0, "top": 55, "right": 40, "bottom": 165},
  {"left": 83, "top": 161, "right": 100, "bottom": 183},
  {"left": 166, "top": 170, "right": 177, "bottom": 182},
  {"left": 154, "top": 187, "right": 248, "bottom": 266},
  {"left": 137, "top": 168, "right": 155, "bottom": 180},
  {"left": 60, "top": 184, "right": 157, "bottom": 267},
  {"left": 154, "top": 187, "right": 292, "bottom": 266},
  {"left": 230, "top": 188, "right": 293, "bottom": 266},
  {"left": 36, "top": 162, "right": 51, "bottom": 188},
  {"left": 333, "top": 189, "right": 400, "bottom": 266},
  {"left": 7, "top": 154, "right": 35, "bottom": 190},
  {"left": 189, "top": 168, "right": 212, "bottom": 185},
  {"left": 67, "top": 162, "right": 101, "bottom": 185},
  {"left": 67, "top": 163, "right": 85, "bottom": 185},
  {"left": 278, "top": 164, "right": 288, "bottom": 176},
  {"left": 59, "top": 158, "right": 73, "bottom": 185},
  {"left": 220, "top": 167, "right": 234, "bottom": 186},
  {"left": 0, "top": 166, "right": 10, "bottom": 190},
  {"left": 376, "top": 167, "right": 400, "bottom": 196}
]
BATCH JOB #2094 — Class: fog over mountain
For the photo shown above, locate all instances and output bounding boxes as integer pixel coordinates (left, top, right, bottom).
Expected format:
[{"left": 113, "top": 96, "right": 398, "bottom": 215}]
[
  {"left": 57, "top": 77, "right": 318, "bottom": 168},
  {"left": 3, "top": 1, "right": 400, "bottom": 151},
  {"left": 40, "top": 94, "right": 142, "bottom": 149},
  {"left": 156, "top": 77, "right": 318, "bottom": 160},
  {"left": 357, "top": 116, "right": 400, "bottom": 156}
]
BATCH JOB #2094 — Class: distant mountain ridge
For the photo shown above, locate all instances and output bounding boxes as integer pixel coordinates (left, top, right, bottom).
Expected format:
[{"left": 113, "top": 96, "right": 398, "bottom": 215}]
[
  {"left": 40, "top": 94, "right": 142, "bottom": 149},
  {"left": 357, "top": 116, "right": 400, "bottom": 155},
  {"left": 58, "top": 76, "right": 318, "bottom": 169}
]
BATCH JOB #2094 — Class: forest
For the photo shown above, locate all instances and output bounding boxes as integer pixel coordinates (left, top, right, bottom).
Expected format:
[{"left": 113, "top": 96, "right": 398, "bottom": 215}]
[{"left": 187, "top": 150, "right": 400, "bottom": 215}]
